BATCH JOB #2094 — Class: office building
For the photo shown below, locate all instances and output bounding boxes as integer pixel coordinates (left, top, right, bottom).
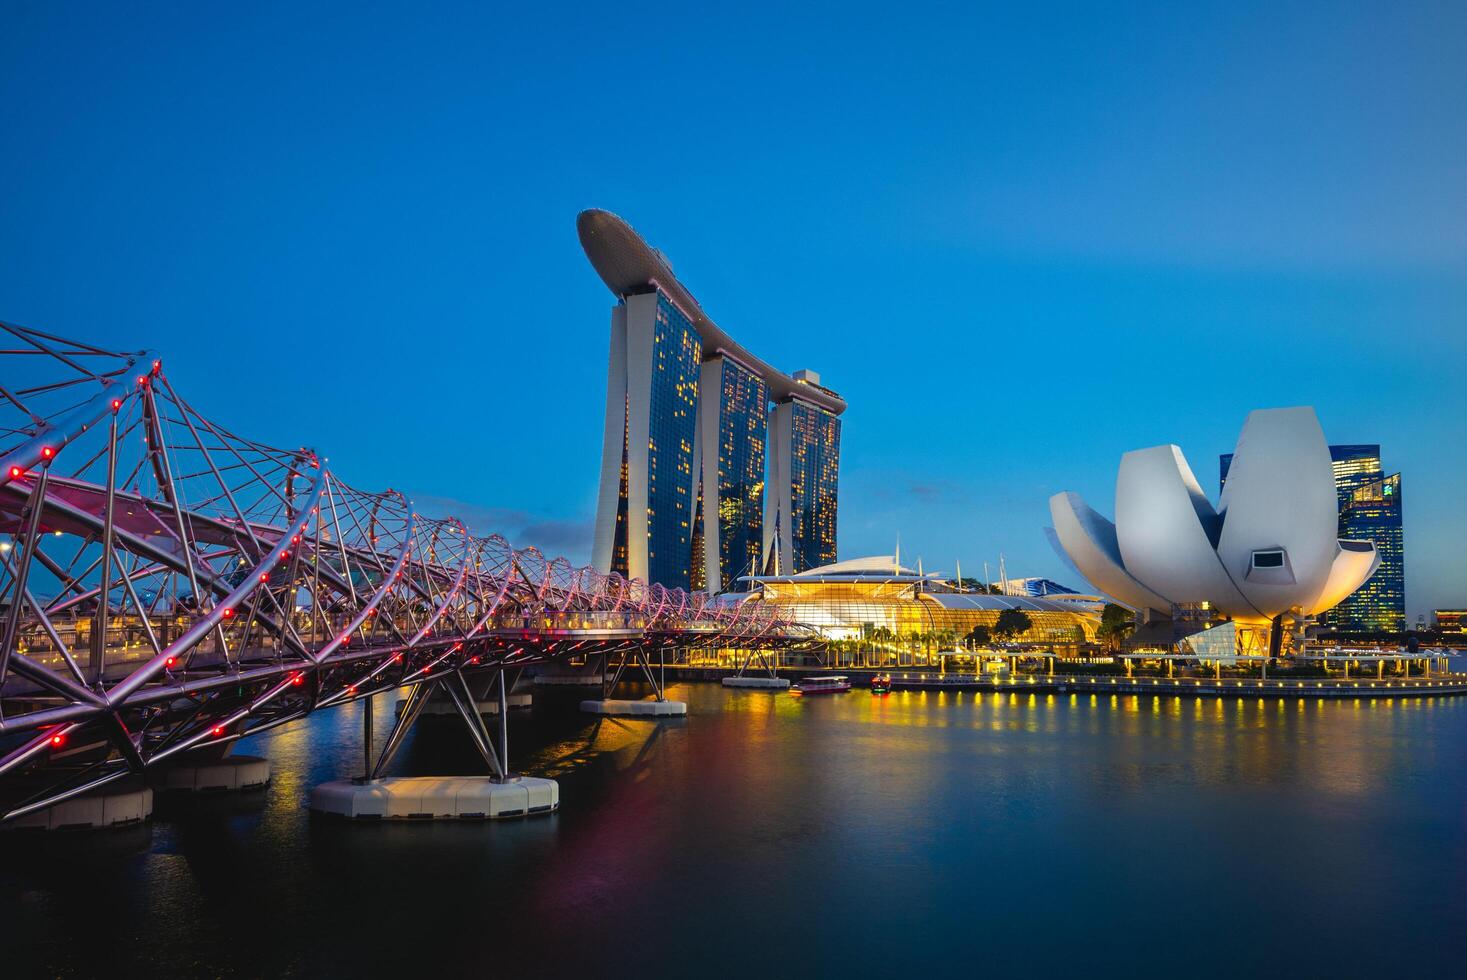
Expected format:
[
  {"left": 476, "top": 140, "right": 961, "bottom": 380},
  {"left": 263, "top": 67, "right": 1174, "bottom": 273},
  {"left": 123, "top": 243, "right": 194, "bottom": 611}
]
[{"left": 1223, "top": 443, "right": 1404, "bottom": 633}]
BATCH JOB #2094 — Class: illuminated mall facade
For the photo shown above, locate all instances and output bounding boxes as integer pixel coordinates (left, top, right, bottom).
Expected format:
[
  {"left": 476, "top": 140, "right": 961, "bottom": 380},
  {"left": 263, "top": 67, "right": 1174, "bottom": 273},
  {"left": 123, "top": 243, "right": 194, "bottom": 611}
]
[
  {"left": 739, "top": 556, "right": 1102, "bottom": 656},
  {"left": 580, "top": 209, "right": 844, "bottom": 592}
]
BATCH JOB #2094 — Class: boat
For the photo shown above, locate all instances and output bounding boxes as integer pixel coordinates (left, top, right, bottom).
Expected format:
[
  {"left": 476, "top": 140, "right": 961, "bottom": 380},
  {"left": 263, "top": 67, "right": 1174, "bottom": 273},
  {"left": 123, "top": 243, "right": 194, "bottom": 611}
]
[
  {"left": 870, "top": 673, "right": 892, "bottom": 694},
  {"left": 790, "top": 675, "right": 851, "bottom": 696}
]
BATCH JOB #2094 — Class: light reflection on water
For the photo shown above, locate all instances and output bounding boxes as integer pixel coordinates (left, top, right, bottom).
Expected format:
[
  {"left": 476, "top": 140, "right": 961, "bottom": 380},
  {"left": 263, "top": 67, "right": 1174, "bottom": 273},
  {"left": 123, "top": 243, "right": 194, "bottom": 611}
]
[{"left": 4, "top": 684, "right": 1467, "bottom": 977}]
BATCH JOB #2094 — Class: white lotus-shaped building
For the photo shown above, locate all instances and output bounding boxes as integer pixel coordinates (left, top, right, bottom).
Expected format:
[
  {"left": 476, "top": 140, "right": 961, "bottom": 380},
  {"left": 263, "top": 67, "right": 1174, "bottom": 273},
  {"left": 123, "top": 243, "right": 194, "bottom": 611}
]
[{"left": 1049, "top": 407, "right": 1379, "bottom": 626}]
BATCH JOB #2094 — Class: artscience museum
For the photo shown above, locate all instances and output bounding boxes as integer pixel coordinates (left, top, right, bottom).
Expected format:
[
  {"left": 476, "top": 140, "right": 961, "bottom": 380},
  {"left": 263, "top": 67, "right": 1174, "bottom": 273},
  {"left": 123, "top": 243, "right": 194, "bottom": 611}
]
[{"left": 1049, "top": 407, "right": 1380, "bottom": 657}]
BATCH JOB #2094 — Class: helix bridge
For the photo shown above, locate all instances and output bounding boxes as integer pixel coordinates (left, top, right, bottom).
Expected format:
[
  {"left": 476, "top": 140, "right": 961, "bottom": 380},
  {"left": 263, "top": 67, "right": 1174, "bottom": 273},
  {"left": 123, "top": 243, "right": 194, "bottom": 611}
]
[{"left": 0, "top": 322, "right": 809, "bottom": 823}]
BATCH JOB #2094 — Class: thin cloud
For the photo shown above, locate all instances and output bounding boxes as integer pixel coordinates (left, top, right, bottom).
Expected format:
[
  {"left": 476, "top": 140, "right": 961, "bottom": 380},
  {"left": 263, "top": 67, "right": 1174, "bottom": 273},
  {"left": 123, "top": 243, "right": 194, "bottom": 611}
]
[{"left": 411, "top": 493, "right": 593, "bottom": 562}]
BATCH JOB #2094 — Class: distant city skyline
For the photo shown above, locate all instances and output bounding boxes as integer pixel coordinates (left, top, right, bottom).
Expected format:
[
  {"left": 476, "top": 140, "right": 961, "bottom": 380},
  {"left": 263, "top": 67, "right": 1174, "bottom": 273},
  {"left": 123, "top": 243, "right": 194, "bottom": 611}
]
[{"left": 1, "top": 3, "right": 1462, "bottom": 619}]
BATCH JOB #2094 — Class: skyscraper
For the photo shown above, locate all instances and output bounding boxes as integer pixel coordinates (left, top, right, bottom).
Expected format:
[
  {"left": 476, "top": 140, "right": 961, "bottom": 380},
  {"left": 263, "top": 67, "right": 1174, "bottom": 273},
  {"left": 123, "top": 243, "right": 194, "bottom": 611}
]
[
  {"left": 1221, "top": 443, "right": 1404, "bottom": 633},
  {"left": 764, "top": 385, "right": 841, "bottom": 575},
  {"left": 693, "top": 354, "right": 768, "bottom": 589},
  {"left": 580, "top": 210, "right": 846, "bottom": 591}
]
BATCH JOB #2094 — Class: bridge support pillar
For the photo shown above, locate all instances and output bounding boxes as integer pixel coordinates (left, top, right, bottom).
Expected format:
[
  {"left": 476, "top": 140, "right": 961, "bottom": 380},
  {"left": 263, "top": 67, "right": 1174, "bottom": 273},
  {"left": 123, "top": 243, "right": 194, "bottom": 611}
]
[
  {"left": 313, "top": 670, "right": 559, "bottom": 822},
  {"left": 584, "top": 644, "right": 687, "bottom": 716},
  {"left": 154, "top": 754, "right": 270, "bottom": 793},
  {"left": 310, "top": 775, "right": 557, "bottom": 821},
  {"left": 727, "top": 642, "right": 783, "bottom": 684},
  {"left": 4, "top": 784, "right": 153, "bottom": 831},
  {"left": 580, "top": 699, "right": 686, "bottom": 717}
]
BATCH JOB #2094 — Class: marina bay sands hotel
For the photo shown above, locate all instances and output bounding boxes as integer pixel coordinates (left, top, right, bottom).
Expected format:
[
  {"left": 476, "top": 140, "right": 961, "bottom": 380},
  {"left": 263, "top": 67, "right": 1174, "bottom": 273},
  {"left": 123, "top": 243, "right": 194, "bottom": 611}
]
[{"left": 579, "top": 209, "right": 846, "bottom": 592}]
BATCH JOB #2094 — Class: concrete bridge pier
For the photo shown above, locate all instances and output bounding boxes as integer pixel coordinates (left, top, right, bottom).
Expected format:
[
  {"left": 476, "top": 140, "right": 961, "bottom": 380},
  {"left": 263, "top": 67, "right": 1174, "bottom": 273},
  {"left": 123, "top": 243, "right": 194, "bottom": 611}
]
[
  {"left": 154, "top": 752, "right": 271, "bottom": 794},
  {"left": 581, "top": 643, "right": 687, "bottom": 717},
  {"left": 396, "top": 667, "right": 533, "bottom": 718},
  {"left": 721, "top": 644, "right": 791, "bottom": 689},
  {"left": 310, "top": 669, "right": 558, "bottom": 822},
  {"left": 3, "top": 781, "right": 154, "bottom": 831}
]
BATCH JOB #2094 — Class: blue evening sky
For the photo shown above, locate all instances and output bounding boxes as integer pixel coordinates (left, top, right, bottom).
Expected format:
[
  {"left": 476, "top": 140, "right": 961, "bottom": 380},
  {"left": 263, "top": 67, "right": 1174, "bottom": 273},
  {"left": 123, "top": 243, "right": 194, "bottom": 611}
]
[{"left": 2, "top": 1, "right": 1463, "bottom": 619}]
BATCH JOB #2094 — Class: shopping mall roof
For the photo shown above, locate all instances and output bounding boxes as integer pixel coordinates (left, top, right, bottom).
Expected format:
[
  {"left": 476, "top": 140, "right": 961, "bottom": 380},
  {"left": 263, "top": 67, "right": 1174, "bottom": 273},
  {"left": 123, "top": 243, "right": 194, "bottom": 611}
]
[{"left": 921, "top": 593, "right": 1101, "bottom": 616}]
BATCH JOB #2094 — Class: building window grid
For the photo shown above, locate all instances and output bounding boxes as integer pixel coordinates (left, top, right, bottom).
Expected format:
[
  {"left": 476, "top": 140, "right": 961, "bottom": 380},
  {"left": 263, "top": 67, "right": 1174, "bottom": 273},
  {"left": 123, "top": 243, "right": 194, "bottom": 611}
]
[
  {"left": 643, "top": 294, "right": 702, "bottom": 588},
  {"left": 716, "top": 360, "right": 768, "bottom": 586},
  {"left": 788, "top": 403, "right": 841, "bottom": 572},
  {"left": 1222, "top": 446, "right": 1404, "bottom": 633}
]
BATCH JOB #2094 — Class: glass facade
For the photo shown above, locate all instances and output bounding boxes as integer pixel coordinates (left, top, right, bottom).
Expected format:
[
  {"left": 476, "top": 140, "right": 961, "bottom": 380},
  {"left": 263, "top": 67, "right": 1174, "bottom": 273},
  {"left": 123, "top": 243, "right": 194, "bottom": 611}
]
[
  {"left": 611, "top": 394, "right": 630, "bottom": 575},
  {"left": 611, "top": 292, "right": 701, "bottom": 590},
  {"left": 1221, "top": 445, "right": 1405, "bottom": 633},
  {"left": 588, "top": 215, "right": 844, "bottom": 592},
  {"left": 749, "top": 577, "right": 1098, "bottom": 660},
  {"left": 1331, "top": 467, "right": 1404, "bottom": 633},
  {"left": 715, "top": 359, "right": 768, "bottom": 587},
  {"left": 788, "top": 402, "right": 840, "bottom": 572}
]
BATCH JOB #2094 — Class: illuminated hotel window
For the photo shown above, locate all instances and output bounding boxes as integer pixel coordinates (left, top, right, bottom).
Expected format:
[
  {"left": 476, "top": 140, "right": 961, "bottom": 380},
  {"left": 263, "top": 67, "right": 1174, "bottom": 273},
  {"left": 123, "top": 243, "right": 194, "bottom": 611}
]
[
  {"left": 716, "top": 358, "right": 768, "bottom": 586},
  {"left": 643, "top": 292, "right": 702, "bottom": 588},
  {"left": 788, "top": 401, "right": 841, "bottom": 572}
]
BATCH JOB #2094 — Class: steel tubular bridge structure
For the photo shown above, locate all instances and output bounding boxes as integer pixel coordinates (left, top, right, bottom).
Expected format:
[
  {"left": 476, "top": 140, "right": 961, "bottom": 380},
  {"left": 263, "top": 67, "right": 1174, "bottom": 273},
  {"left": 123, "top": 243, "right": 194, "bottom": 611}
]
[{"left": 0, "top": 324, "right": 807, "bottom": 822}]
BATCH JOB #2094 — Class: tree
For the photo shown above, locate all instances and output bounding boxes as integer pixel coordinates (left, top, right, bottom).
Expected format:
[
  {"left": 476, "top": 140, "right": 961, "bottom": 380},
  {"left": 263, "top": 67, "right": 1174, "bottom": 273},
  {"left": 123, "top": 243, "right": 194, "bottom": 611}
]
[
  {"left": 965, "top": 624, "right": 992, "bottom": 647},
  {"left": 1096, "top": 603, "right": 1136, "bottom": 651},
  {"left": 992, "top": 609, "right": 1034, "bottom": 642}
]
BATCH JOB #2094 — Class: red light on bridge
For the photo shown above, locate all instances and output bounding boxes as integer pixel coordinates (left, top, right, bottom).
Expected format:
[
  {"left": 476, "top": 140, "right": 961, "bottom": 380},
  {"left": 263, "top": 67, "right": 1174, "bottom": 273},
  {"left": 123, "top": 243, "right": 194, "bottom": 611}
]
[
  {"left": 212, "top": 726, "right": 225, "bottom": 737},
  {"left": 165, "top": 656, "right": 176, "bottom": 669},
  {"left": 151, "top": 359, "right": 161, "bottom": 374},
  {"left": 340, "top": 634, "right": 350, "bottom": 646},
  {"left": 111, "top": 398, "right": 122, "bottom": 412},
  {"left": 50, "top": 733, "right": 64, "bottom": 747},
  {"left": 259, "top": 573, "right": 269, "bottom": 583},
  {"left": 280, "top": 551, "right": 289, "bottom": 561},
  {"left": 40, "top": 446, "right": 54, "bottom": 459},
  {"left": 291, "top": 535, "right": 300, "bottom": 545},
  {"left": 291, "top": 673, "right": 304, "bottom": 686},
  {"left": 220, "top": 607, "right": 235, "bottom": 619},
  {"left": 347, "top": 685, "right": 357, "bottom": 694},
  {"left": 393, "top": 654, "right": 403, "bottom": 663}
]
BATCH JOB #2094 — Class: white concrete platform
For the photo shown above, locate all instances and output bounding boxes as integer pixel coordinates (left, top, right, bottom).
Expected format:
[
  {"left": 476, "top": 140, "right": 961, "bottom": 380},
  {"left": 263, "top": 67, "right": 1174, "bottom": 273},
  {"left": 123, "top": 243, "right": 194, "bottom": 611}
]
[
  {"left": 721, "top": 676, "right": 791, "bottom": 689},
  {"left": 580, "top": 698, "right": 687, "bottom": 717},
  {"left": 309, "top": 776, "right": 558, "bottom": 821},
  {"left": 398, "top": 693, "right": 533, "bottom": 717},
  {"left": 534, "top": 673, "right": 607, "bottom": 687},
  {"left": 7, "top": 786, "right": 153, "bottom": 831},
  {"left": 156, "top": 755, "right": 271, "bottom": 793}
]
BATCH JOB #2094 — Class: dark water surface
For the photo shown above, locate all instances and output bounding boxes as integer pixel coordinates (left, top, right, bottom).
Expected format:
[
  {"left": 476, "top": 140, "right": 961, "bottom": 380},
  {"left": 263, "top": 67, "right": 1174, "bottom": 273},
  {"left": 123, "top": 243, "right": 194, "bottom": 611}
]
[{"left": 5, "top": 684, "right": 1467, "bottom": 978}]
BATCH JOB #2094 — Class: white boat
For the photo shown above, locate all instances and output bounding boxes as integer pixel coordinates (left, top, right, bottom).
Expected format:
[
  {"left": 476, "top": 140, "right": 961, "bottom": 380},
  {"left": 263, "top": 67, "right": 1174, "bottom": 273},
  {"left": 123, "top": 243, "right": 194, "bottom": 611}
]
[{"left": 790, "top": 675, "right": 851, "bottom": 696}]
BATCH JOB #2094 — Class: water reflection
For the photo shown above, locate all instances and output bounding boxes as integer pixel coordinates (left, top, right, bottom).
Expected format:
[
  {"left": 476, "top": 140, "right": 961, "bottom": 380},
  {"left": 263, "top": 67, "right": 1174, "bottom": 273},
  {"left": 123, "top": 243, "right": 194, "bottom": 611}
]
[{"left": 4, "top": 685, "right": 1466, "bottom": 977}]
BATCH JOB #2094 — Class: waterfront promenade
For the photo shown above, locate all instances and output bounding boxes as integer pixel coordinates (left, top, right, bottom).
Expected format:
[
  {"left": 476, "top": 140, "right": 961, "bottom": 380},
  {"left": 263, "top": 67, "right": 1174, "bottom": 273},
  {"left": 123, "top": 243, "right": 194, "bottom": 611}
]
[{"left": 670, "top": 665, "right": 1467, "bottom": 699}]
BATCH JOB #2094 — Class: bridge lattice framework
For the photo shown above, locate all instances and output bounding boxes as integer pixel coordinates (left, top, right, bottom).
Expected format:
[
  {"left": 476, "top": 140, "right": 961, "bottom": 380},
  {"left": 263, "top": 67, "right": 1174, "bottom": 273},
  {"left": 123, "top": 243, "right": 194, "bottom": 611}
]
[{"left": 0, "top": 324, "right": 810, "bottom": 821}]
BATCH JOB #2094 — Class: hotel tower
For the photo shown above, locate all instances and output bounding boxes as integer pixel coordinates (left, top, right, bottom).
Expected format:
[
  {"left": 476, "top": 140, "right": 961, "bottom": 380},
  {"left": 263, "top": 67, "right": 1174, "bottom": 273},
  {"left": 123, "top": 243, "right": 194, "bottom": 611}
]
[{"left": 579, "top": 209, "right": 845, "bottom": 591}]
